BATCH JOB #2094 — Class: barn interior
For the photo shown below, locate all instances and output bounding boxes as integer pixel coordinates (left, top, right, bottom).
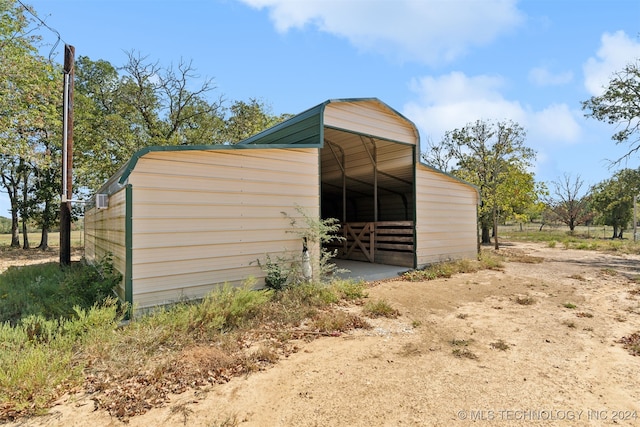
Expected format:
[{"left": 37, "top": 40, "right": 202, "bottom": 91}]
[{"left": 320, "top": 127, "right": 417, "bottom": 268}]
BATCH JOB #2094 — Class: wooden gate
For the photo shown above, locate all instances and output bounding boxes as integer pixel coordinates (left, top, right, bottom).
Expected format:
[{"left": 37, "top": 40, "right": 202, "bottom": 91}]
[{"left": 328, "top": 221, "right": 415, "bottom": 268}]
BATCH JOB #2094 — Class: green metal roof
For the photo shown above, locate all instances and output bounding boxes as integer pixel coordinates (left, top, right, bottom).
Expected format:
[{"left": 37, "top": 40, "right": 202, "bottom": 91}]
[
  {"left": 239, "top": 101, "right": 328, "bottom": 147},
  {"left": 239, "top": 97, "right": 421, "bottom": 147}
]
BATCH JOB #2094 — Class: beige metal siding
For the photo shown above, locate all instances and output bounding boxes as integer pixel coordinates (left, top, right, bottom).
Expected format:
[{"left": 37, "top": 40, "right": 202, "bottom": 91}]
[
  {"left": 127, "top": 148, "right": 319, "bottom": 309},
  {"left": 84, "top": 187, "right": 128, "bottom": 300},
  {"left": 415, "top": 166, "right": 478, "bottom": 266},
  {"left": 324, "top": 101, "right": 418, "bottom": 144}
]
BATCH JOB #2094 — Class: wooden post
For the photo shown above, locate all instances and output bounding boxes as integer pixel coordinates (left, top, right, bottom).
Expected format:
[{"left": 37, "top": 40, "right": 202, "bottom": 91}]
[{"left": 60, "top": 44, "right": 74, "bottom": 266}]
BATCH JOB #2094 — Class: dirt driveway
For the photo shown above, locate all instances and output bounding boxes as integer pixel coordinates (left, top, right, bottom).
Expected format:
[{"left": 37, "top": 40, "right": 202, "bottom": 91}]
[{"left": 11, "top": 242, "right": 640, "bottom": 426}]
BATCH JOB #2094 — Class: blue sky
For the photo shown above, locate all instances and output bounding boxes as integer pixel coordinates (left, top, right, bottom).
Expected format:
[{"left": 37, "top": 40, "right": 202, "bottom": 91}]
[{"left": 2, "top": 0, "right": 640, "bottom": 217}]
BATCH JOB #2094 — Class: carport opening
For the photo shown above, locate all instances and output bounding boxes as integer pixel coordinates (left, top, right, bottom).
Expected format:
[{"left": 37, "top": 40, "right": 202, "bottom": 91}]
[{"left": 320, "top": 127, "right": 416, "bottom": 268}]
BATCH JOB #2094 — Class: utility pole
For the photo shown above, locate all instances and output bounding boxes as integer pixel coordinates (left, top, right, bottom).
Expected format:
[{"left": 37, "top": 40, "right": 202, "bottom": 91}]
[{"left": 60, "top": 44, "right": 74, "bottom": 266}]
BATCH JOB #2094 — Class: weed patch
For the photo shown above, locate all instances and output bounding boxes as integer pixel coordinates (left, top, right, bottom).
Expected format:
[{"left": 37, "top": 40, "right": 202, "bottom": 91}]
[
  {"left": 451, "top": 338, "right": 472, "bottom": 346},
  {"left": 362, "top": 299, "right": 400, "bottom": 318},
  {"left": 310, "top": 310, "right": 371, "bottom": 333},
  {"left": 0, "top": 256, "right": 121, "bottom": 325},
  {"left": 452, "top": 348, "right": 478, "bottom": 359},
  {"left": 490, "top": 339, "right": 510, "bottom": 351},
  {"left": 402, "top": 254, "right": 503, "bottom": 282},
  {"left": 617, "top": 332, "right": 640, "bottom": 356},
  {"left": 0, "top": 279, "right": 372, "bottom": 422},
  {"left": 514, "top": 295, "right": 536, "bottom": 306}
]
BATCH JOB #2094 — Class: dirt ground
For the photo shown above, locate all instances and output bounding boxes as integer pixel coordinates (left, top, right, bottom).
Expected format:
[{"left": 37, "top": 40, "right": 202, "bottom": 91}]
[{"left": 7, "top": 241, "right": 640, "bottom": 426}]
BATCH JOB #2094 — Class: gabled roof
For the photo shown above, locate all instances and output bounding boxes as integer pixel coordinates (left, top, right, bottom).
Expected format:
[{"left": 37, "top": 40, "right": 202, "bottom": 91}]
[{"left": 240, "top": 97, "right": 419, "bottom": 147}]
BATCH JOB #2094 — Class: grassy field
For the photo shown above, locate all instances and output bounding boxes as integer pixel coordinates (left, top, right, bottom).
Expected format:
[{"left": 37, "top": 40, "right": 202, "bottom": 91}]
[
  {"left": 0, "top": 230, "right": 84, "bottom": 248},
  {"left": 499, "top": 223, "right": 640, "bottom": 254}
]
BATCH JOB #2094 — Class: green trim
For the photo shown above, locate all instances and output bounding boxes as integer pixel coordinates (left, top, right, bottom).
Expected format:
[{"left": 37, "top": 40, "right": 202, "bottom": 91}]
[
  {"left": 124, "top": 184, "right": 133, "bottom": 314},
  {"left": 412, "top": 145, "right": 418, "bottom": 269}
]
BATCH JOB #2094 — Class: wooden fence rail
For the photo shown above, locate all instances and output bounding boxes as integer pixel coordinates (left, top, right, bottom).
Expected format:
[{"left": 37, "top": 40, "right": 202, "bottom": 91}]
[{"left": 326, "top": 221, "right": 415, "bottom": 267}]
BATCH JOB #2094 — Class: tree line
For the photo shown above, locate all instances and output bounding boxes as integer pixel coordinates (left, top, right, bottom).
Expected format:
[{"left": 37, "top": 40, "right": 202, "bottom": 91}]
[
  {"left": 1, "top": 1, "right": 291, "bottom": 249},
  {"left": 1, "top": 1, "right": 639, "bottom": 251},
  {"left": 422, "top": 57, "right": 639, "bottom": 248}
]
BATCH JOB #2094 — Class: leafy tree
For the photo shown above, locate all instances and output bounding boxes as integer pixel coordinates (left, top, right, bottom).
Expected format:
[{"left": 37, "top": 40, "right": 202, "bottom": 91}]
[
  {"left": 0, "top": 1, "right": 60, "bottom": 248},
  {"left": 429, "top": 119, "right": 536, "bottom": 249},
  {"left": 74, "top": 55, "right": 290, "bottom": 194},
  {"left": 582, "top": 59, "right": 640, "bottom": 164},
  {"left": 222, "top": 98, "right": 292, "bottom": 143},
  {"left": 74, "top": 53, "right": 227, "bottom": 193},
  {"left": 590, "top": 168, "right": 640, "bottom": 239},
  {"left": 30, "top": 140, "right": 61, "bottom": 249},
  {"left": 496, "top": 164, "right": 541, "bottom": 225},
  {"left": 547, "top": 173, "right": 594, "bottom": 232},
  {"left": 74, "top": 56, "right": 142, "bottom": 191}
]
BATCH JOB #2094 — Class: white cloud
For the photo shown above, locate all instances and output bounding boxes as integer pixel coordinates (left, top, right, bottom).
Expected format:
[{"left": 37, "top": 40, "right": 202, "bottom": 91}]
[
  {"left": 238, "top": 0, "right": 524, "bottom": 65},
  {"left": 528, "top": 67, "right": 573, "bottom": 86},
  {"left": 530, "top": 104, "right": 581, "bottom": 143},
  {"left": 583, "top": 31, "right": 640, "bottom": 96},
  {"left": 403, "top": 71, "right": 582, "bottom": 148}
]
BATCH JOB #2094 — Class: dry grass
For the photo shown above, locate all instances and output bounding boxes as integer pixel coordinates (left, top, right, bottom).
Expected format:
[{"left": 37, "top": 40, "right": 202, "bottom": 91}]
[
  {"left": 514, "top": 295, "right": 536, "bottom": 306},
  {"left": 490, "top": 339, "right": 510, "bottom": 351},
  {"left": 398, "top": 342, "right": 422, "bottom": 357},
  {"left": 617, "top": 332, "right": 640, "bottom": 356},
  {"left": 402, "top": 253, "right": 504, "bottom": 282},
  {"left": 452, "top": 348, "right": 478, "bottom": 359},
  {"left": 1, "top": 280, "right": 372, "bottom": 422},
  {"left": 362, "top": 299, "right": 400, "bottom": 318}
]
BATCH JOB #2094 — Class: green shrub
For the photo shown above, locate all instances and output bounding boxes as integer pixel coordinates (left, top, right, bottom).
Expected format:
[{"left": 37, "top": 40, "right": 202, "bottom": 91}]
[
  {"left": 0, "top": 256, "right": 121, "bottom": 325},
  {"left": 191, "top": 283, "right": 273, "bottom": 333},
  {"left": 0, "top": 301, "right": 121, "bottom": 418},
  {"left": 363, "top": 299, "right": 400, "bottom": 318},
  {"left": 329, "top": 279, "right": 367, "bottom": 300},
  {"left": 61, "top": 255, "right": 121, "bottom": 309}
]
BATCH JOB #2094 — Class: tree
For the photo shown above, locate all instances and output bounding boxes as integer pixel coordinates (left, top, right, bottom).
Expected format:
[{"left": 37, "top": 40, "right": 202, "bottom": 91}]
[
  {"left": 582, "top": 59, "right": 640, "bottom": 164},
  {"left": 74, "top": 53, "right": 227, "bottom": 193},
  {"left": 429, "top": 119, "right": 536, "bottom": 249},
  {"left": 30, "top": 139, "right": 61, "bottom": 250},
  {"left": 74, "top": 55, "right": 290, "bottom": 194},
  {"left": 547, "top": 173, "right": 593, "bottom": 232},
  {"left": 421, "top": 136, "right": 454, "bottom": 172},
  {"left": 222, "top": 98, "right": 292, "bottom": 143},
  {"left": 590, "top": 168, "right": 640, "bottom": 239},
  {"left": 0, "top": 1, "right": 60, "bottom": 248}
]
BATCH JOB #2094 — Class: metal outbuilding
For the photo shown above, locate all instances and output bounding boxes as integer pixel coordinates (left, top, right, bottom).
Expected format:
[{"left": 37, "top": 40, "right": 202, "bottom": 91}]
[{"left": 85, "top": 98, "right": 479, "bottom": 310}]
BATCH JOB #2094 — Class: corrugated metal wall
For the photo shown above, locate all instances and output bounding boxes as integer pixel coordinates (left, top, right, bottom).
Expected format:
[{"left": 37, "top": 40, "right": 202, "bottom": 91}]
[
  {"left": 126, "top": 148, "right": 320, "bottom": 309},
  {"left": 324, "top": 100, "right": 418, "bottom": 143},
  {"left": 415, "top": 165, "right": 478, "bottom": 266},
  {"left": 84, "top": 186, "right": 128, "bottom": 301}
]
